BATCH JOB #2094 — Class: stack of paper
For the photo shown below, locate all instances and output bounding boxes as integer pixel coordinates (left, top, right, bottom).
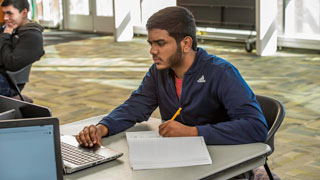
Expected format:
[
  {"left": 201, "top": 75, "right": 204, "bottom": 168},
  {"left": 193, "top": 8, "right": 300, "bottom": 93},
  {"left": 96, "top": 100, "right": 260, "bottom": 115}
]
[{"left": 126, "top": 131, "right": 212, "bottom": 170}]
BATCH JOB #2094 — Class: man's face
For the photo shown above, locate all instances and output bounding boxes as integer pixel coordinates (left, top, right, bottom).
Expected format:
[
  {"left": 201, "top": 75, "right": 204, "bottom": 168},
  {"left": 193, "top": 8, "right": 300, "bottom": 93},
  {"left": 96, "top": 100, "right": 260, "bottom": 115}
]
[
  {"left": 2, "top": 5, "right": 27, "bottom": 29},
  {"left": 147, "top": 29, "right": 183, "bottom": 70}
]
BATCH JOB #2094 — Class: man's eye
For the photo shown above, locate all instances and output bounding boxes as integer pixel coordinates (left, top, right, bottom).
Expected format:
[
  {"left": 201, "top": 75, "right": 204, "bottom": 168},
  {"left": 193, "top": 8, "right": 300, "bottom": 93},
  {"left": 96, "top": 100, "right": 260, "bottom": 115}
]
[{"left": 158, "top": 42, "right": 166, "bottom": 46}]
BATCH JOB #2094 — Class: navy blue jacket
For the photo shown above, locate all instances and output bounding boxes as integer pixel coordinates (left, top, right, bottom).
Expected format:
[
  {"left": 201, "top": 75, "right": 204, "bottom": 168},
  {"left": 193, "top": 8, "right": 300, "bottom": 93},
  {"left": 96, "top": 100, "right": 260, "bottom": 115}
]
[{"left": 99, "top": 48, "right": 268, "bottom": 145}]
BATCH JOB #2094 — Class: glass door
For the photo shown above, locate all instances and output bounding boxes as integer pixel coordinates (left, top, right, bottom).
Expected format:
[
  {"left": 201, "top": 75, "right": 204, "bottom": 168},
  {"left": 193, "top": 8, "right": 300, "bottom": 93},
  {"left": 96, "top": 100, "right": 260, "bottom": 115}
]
[
  {"left": 65, "top": 0, "right": 114, "bottom": 33},
  {"left": 93, "top": 0, "right": 114, "bottom": 33},
  {"left": 66, "top": 0, "right": 93, "bottom": 31}
]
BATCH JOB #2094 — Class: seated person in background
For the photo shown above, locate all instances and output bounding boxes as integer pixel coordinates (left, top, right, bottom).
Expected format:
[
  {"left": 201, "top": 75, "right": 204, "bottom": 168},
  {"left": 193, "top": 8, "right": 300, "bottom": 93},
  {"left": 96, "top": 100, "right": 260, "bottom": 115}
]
[
  {"left": 76, "top": 6, "right": 268, "bottom": 147},
  {"left": 0, "top": 0, "right": 44, "bottom": 98}
]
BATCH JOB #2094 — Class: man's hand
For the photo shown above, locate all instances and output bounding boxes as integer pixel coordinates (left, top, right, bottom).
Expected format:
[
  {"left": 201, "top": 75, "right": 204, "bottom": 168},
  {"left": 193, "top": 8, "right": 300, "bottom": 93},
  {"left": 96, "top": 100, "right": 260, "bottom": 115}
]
[
  {"left": 3, "top": 24, "right": 17, "bottom": 34},
  {"left": 75, "top": 124, "right": 109, "bottom": 148},
  {"left": 159, "top": 120, "right": 198, "bottom": 137}
]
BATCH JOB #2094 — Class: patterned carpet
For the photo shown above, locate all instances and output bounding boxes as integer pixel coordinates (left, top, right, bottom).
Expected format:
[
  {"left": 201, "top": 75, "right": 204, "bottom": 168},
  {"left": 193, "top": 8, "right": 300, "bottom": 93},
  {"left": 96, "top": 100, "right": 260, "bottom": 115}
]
[{"left": 23, "top": 32, "right": 320, "bottom": 180}]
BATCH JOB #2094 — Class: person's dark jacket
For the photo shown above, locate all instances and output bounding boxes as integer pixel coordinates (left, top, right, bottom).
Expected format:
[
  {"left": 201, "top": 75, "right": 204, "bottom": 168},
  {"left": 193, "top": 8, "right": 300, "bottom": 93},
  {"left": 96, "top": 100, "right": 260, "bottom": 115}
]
[
  {"left": 99, "top": 48, "right": 268, "bottom": 145},
  {"left": 0, "top": 22, "right": 44, "bottom": 75}
]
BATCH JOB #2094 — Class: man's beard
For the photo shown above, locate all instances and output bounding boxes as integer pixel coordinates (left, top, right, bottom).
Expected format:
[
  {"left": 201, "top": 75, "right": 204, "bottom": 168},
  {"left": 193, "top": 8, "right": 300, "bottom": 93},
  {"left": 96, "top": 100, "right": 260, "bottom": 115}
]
[{"left": 168, "top": 43, "right": 183, "bottom": 69}]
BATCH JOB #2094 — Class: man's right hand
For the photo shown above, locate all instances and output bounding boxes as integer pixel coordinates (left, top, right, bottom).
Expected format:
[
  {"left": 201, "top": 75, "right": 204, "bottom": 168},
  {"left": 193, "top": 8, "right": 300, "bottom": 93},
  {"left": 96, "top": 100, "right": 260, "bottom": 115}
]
[
  {"left": 3, "top": 24, "right": 17, "bottom": 34},
  {"left": 75, "top": 124, "right": 109, "bottom": 148}
]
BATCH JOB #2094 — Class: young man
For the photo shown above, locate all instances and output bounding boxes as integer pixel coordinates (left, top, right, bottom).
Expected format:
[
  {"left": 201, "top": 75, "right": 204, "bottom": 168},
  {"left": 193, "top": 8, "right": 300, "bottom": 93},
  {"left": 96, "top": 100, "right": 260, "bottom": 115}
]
[
  {"left": 0, "top": 0, "right": 44, "bottom": 97},
  {"left": 76, "top": 6, "right": 268, "bottom": 147}
]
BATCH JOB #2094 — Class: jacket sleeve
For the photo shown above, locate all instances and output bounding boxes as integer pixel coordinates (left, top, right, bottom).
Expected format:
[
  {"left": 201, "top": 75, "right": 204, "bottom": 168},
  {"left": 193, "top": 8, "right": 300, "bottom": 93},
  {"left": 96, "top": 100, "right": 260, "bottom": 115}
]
[
  {"left": 0, "top": 33, "right": 11, "bottom": 66},
  {"left": 98, "top": 66, "right": 159, "bottom": 136},
  {"left": 196, "top": 67, "right": 268, "bottom": 145},
  {"left": 0, "top": 31, "right": 44, "bottom": 71}
]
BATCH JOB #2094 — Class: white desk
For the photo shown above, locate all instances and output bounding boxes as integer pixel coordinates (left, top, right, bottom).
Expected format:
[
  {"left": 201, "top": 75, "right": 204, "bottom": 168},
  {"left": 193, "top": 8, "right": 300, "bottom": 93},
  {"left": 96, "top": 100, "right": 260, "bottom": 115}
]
[{"left": 61, "top": 115, "right": 271, "bottom": 180}]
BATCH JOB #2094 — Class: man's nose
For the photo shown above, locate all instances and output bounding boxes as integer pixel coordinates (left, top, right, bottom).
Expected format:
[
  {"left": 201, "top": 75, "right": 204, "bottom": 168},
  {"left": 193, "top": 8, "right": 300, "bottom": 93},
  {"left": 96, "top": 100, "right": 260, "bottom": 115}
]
[
  {"left": 4, "top": 14, "right": 9, "bottom": 21},
  {"left": 150, "top": 45, "right": 158, "bottom": 55}
]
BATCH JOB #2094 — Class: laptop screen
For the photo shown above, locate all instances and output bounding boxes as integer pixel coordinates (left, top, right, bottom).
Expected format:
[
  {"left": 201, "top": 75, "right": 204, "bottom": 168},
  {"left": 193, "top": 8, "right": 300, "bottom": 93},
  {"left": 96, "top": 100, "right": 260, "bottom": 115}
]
[{"left": 0, "top": 124, "right": 58, "bottom": 180}]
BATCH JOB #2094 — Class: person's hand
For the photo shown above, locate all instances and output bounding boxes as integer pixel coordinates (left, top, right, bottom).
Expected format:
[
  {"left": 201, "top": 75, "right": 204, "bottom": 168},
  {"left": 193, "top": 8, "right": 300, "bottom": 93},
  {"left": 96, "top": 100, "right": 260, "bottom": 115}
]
[
  {"left": 159, "top": 120, "right": 198, "bottom": 137},
  {"left": 3, "top": 23, "right": 18, "bottom": 34},
  {"left": 75, "top": 124, "right": 108, "bottom": 148}
]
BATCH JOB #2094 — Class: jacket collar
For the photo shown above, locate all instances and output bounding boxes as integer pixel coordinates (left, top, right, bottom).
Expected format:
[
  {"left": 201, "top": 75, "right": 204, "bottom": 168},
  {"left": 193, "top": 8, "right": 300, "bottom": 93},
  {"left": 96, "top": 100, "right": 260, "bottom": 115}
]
[{"left": 184, "top": 47, "right": 206, "bottom": 75}]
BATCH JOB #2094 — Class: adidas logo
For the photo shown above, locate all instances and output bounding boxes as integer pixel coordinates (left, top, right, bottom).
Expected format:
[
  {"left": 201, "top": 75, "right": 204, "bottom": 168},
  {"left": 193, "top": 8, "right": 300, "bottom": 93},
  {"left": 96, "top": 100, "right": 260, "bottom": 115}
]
[{"left": 197, "top": 75, "right": 206, "bottom": 83}]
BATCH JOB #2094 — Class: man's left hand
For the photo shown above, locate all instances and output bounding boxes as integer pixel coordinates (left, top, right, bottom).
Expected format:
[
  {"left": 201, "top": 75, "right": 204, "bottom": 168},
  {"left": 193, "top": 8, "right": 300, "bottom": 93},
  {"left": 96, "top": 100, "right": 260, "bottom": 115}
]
[{"left": 159, "top": 120, "right": 198, "bottom": 137}]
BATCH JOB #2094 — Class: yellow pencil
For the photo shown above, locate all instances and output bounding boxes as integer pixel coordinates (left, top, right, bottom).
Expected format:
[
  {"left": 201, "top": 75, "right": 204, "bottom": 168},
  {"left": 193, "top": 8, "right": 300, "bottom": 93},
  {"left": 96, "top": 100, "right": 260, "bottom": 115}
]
[{"left": 170, "top": 107, "right": 182, "bottom": 121}]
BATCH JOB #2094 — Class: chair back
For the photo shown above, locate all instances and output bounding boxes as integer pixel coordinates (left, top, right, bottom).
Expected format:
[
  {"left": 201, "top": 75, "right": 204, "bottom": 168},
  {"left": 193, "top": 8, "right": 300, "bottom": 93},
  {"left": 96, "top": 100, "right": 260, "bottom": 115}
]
[
  {"left": 256, "top": 95, "right": 285, "bottom": 154},
  {"left": 6, "top": 64, "right": 32, "bottom": 85},
  {"left": 5, "top": 64, "right": 33, "bottom": 102}
]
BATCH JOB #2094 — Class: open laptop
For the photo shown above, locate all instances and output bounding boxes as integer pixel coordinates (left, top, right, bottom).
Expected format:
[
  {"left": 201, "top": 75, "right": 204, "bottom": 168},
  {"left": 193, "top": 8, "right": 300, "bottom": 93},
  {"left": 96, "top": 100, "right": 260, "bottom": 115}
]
[
  {"left": 60, "top": 133, "right": 123, "bottom": 174},
  {"left": 0, "top": 117, "right": 123, "bottom": 179},
  {"left": 0, "top": 117, "right": 63, "bottom": 180}
]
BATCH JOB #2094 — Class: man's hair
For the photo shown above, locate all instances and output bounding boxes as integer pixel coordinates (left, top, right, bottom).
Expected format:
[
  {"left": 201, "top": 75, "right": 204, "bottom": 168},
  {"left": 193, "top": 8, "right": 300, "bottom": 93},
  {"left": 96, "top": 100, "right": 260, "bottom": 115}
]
[
  {"left": 146, "top": 6, "right": 197, "bottom": 51},
  {"left": 1, "top": 0, "right": 30, "bottom": 12}
]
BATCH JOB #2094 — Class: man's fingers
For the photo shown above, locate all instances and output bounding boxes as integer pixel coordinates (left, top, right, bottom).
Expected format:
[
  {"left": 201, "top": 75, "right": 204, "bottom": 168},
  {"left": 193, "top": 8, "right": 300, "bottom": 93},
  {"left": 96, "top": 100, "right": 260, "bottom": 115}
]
[
  {"left": 89, "top": 125, "right": 97, "bottom": 144},
  {"left": 83, "top": 127, "right": 93, "bottom": 147},
  {"left": 159, "top": 120, "right": 175, "bottom": 136},
  {"left": 159, "top": 125, "right": 165, "bottom": 135},
  {"left": 159, "top": 120, "right": 170, "bottom": 131},
  {"left": 75, "top": 125, "right": 104, "bottom": 148},
  {"left": 79, "top": 129, "right": 88, "bottom": 147},
  {"left": 86, "top": 125, "right": 103, "bottom": 147},
  {"left": 161, "top": 129, "right": 170, "bottom": 137},
  {"left": 75, "top": 135, "right": 82, "bottom": 145},
  {"left": 159, "top": 125, "right": 169, "bottom": 136}
]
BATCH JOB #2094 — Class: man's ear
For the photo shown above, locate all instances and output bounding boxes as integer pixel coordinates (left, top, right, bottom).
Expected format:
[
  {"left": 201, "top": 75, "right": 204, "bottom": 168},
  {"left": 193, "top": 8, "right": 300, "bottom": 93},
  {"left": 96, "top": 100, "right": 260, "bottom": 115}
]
[
  {"left": 21, "top": 8, "right": 28, "bottom": 18},
  {"left": 181, "top": 36, "right": 193, "bottom": 53}
]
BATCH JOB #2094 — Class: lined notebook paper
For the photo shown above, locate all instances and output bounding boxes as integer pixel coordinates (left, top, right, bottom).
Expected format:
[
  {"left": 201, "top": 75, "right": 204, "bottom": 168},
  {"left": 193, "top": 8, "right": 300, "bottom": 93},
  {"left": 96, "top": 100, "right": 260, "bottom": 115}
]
[{"left": 126, "top": 131, "right": 212, "bottom": 170}]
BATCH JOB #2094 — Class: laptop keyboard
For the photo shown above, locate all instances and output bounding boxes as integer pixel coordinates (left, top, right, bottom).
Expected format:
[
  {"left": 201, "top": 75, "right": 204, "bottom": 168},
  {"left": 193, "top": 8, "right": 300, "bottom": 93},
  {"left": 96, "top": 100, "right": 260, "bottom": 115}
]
[{"left": 61, "top": 142, "right": 105, "bottom": 165}]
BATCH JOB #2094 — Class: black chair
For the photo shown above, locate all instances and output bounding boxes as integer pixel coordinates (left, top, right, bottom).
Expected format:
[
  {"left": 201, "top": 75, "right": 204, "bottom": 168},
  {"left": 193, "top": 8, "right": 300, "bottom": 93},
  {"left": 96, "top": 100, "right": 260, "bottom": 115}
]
[
  {"left": 256, "top": 95, "right": 285, "bottom": 180},
  {"left": 5, "top": 64, "right": 33, "bottom": 103}
]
